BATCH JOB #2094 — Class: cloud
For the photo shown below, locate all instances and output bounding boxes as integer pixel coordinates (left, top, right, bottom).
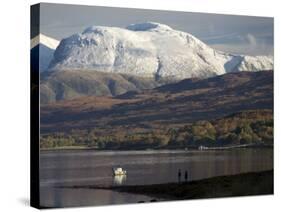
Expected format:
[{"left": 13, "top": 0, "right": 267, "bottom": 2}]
[
  {"left": 246, "top": 34, "right": 257, "bottom": 46},
  {"left": 210, "top": 43, "right": 273, "bottom": 56},
  {"left": 201, "top": 32, "right": 239, "bottom": 43},
  {"left": 203, "top": 32, "right": 273, "bottom": 56}
]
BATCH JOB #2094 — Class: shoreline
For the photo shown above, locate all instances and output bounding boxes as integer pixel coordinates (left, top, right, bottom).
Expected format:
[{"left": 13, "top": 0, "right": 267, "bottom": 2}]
[
  {"left": 60, "top": 170, "right": 273, "bottom": 200},
  {"left": 40, "top": 144, "right": 273, "bottom": 151}
]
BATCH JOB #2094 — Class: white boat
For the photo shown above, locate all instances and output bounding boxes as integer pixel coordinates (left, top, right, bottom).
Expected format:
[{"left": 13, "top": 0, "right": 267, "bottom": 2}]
[
  {"left": 112, "top": 167, "right": 127, "bottom": 176},
  {"left": 198, "top": 145, "right": 208, "bottom": 150},
  {"left": 113, "top": 175, "right": 127, "bottom": 185}
]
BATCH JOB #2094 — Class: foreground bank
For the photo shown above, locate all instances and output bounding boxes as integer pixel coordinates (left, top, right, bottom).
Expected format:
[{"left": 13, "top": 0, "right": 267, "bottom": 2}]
[
  {"left": 64, "top": 170, "right": 273, "bottom": 201},
  {"left": 113, "top": 170, "right": 273, "bottom": 200}
]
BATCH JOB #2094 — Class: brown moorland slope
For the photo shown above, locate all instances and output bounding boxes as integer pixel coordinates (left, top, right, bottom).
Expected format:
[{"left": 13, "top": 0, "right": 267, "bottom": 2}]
[{"left": 40, "top": 71, "right": 273, "bottom": 135}]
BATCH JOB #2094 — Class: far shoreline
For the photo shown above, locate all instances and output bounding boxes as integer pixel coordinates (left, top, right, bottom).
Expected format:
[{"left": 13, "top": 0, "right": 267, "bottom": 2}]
[{"left": 40, "top": 144, "right": 273, "bottom": 152}]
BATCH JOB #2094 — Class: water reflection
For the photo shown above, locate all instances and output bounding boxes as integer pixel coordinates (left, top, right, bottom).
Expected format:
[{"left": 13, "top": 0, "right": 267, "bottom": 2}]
[
  {"left": 40, "top": 149, "right": 273, "bottom": 207},
  {"left": 113, "top": 175, "right": 127, "bottom": 185}
]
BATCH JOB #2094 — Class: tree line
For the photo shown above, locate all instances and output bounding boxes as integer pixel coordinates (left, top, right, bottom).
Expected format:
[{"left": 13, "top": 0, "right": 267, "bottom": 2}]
[{"left": 40, "top": 110, "right": 273, "bottom": 149}]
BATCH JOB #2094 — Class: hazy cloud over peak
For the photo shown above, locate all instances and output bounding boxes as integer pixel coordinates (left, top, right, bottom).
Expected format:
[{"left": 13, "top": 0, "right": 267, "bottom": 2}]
[
  {"left": 246, "top": 34, "right": 257, "bottom": 46},
  {"left": 39, "top": 3, "right": 273, "bottom": 56}
]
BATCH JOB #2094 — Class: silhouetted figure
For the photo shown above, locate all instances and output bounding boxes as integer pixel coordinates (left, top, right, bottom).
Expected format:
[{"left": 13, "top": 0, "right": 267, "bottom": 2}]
[
  {"left": 184, "top": 170, "right": 188, "bottom": 182},
  {"left": 178, "top": 169, "right": 182, "bottom": 183}
]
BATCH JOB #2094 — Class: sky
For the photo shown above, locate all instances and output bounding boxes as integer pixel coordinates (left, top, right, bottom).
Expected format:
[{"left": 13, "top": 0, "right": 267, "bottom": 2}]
[{"left": 38, "top": 3, "right": 274, "bottom": 56}]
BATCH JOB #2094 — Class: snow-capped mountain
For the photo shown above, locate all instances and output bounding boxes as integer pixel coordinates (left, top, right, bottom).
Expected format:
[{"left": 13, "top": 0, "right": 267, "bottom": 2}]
[
  {"left": 31, "top": 34, "right": 59, "bottom": 72},
  {"left": 49, "top": 22, "right": 273, "bottom": 80}
]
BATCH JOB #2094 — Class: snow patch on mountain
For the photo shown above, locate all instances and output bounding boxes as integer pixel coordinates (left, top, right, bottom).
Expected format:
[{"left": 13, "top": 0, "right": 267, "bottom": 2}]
[
  {"left": 31, "top": 34, "right": 59, "bottom": 50},
  {"left": 49, "top": 22, "right": 273, "bottom": 79},
  {"left": 236, "top": 56, "right": 274, "bottom": 72}
]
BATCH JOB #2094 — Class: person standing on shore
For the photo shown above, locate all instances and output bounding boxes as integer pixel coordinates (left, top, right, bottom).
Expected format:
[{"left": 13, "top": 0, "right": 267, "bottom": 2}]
[
  {"left": 184, "top": 170, "right": 188, "bottom": 182},
  {"left": 178, "top": 169, "right": 182, "bottom": 183}
]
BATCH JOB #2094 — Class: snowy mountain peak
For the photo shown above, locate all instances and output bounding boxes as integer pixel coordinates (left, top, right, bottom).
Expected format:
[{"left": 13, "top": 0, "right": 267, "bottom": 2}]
[
  {"left": 31, "top": 34, "right": 60, "bottom": 72},
  {"left": 49, "top": 23, "right": 273, "bottom": 79}
]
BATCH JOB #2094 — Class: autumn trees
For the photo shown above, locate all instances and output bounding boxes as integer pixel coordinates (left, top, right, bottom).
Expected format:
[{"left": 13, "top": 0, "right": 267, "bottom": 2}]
[{"left": 40, "top": 110, "right": 273, "bottom": 150}]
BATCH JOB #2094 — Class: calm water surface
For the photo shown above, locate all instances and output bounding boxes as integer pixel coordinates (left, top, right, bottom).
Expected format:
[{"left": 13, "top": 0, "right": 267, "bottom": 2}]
[{"left": 40, "top": 148, "right": 273, "bottom": 208}]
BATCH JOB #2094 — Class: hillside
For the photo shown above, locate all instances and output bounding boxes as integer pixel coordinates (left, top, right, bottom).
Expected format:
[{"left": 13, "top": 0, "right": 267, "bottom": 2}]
[
  {"left": 40, "top": 71, "right": 273, "bottom": 149},
  {"left": 41, "top": 71, "right": 273, "bottom": 131},
  {"left": 40, "top": 70, "right": 170, "bottom": 104}
]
